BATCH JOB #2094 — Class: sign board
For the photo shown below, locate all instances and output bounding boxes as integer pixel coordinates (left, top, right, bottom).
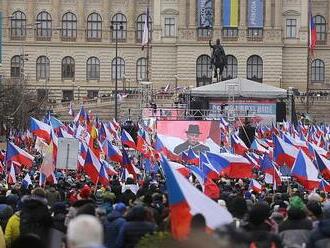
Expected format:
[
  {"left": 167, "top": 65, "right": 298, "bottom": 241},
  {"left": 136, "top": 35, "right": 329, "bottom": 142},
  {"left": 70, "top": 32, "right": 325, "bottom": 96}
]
[
  {"left": 209, "top": 99, "right": 277, "bottom": 124},
  {"left": 56, "top": 138, "right": 79, "bottom": 170}
]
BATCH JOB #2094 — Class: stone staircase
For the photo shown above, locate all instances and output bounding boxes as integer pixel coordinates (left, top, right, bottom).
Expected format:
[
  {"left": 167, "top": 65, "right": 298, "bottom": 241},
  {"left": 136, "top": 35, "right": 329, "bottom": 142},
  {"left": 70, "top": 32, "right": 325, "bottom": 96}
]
[{"left": 295, "top": 95, "right": 330, "bottom": 123}]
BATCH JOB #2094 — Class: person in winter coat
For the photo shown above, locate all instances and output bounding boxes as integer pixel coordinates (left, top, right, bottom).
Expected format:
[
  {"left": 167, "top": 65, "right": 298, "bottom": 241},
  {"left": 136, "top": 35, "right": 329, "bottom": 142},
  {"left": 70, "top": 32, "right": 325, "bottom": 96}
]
[
  {"left": 104, "top": 203, "right": 127, "bottom": 248},
  {"left": 279, "top": 196, "right": 313, "bottom": 248},
  {"left": 5, "top": 211, "right": 20, "bottom": 247},
  {"left": 46, "top": 187, "right": 61, "bottom": 208},
  {"left": 19, "top": 187, "right": 53, "bottom": 247},
  {"left": 116, "top": 206, "right": 156, "bottom": 248},
  {"left": 244, "top": 202, "right": 282, "bottom": 248},
  {"left": 308, "top": 201, "right": 330, "bottom": 248}
]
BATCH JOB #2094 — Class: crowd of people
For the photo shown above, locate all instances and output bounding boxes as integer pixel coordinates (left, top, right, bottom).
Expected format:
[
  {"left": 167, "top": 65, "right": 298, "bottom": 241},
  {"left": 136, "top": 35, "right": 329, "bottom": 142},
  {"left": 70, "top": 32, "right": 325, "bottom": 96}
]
[{"left": 0, "top": 111, "right": 329, "bottom": 248}]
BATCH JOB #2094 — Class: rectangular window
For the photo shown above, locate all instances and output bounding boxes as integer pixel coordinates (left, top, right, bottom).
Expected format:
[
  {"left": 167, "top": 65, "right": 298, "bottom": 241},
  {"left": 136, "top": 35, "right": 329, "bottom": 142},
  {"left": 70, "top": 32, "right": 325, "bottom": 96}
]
[
  {"left": 62, "top": 90, "right": 74, "bottom": 102},
  {"left": 286, "top": 19, "right": 296, "bottom": 38},
  {"left": 222, "top": 27, "right": 238, "bottom": 39},
  {"left": 87, "top": 90, "right": 99, "bottom": 99},
  {"left": 247, "top": 28, "right": 263, "bottom": 40},
  {"left": 164, "top": 17, "right": 175, "bottom": 37}
]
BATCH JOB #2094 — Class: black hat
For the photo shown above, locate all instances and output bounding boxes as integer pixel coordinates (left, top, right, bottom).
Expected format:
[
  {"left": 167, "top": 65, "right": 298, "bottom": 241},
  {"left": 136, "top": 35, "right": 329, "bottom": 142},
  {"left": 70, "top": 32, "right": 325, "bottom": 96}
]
[{"left": 185, "top": 124, "right": 202, "bottom": 134}]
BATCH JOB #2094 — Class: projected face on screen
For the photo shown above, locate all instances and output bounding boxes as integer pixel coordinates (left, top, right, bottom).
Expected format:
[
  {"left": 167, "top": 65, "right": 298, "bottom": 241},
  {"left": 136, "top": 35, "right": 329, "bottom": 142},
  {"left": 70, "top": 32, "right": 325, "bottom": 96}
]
[{"left": 185, "top": 125, "right": 202, "bottom": 146}]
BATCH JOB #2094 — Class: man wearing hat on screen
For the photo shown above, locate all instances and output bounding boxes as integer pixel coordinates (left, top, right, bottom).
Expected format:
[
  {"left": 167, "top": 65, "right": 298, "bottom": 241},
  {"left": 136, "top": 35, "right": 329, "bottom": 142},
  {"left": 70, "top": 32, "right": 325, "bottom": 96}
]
[{"left": 173, "top": 124, "right": 210, "bottom": 155}]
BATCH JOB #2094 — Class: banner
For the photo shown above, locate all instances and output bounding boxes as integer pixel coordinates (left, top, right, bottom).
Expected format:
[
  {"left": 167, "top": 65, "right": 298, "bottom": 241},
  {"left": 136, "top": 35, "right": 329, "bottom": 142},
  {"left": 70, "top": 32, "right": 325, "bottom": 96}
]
[
  {"left": 197, "top": 0, "right": 213, "bottom": 28},
  {"left": 209, "top": 100, "right": 276, "bottom": 124},
  {"left": 156, "top": 120, "right": 220, "bottom": 155},
  {"left": 223, "top": 0, "right": 239, "bottom": 27},
  {"left": 248, "top": 0, "right": 264, "bottom": 28}
]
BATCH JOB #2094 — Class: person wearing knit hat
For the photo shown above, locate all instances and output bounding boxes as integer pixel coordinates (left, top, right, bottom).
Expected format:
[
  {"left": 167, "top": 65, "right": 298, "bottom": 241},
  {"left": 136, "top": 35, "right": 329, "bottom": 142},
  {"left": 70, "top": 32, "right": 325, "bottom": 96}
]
[
  {"left": 309, "top": 201, "right": 330, "bottom": 247},
  {"left": 278, "top": 196, "right": 312, "bottom": 248}
]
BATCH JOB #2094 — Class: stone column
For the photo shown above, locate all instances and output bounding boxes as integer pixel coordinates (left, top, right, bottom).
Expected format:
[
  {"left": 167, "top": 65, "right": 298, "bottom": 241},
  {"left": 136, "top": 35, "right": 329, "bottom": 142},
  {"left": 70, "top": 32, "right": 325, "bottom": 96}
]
[
  {"left": 2, "top": 0, "right": 9, "bottom": 40},
  {"left": 274, "top": 0, "right": 282, "bottom": 28},
  {"left": 178, "top": 0, "right": 186, "bottom": 28},
  {"left": 265, "top": 0, "right": 272, "bottom": 27},
  {"left": 153, "top": 0, "right": 161, "bottom": 42},
  {"left": 214, "top": 0, "right": 221, "bottom": 37},
  {"left": 189, "top": 0, "right": 196, "bottom": 27},
  {"left": 127, "top": 0, "right": 136, "bottom": 43},
  {"left": 239, "top": 0, "right": 247, "bottom": 42},
  {"left": 102, "top": 0, "right": 111, "bottom": 40},
  {"left": 78, "top": 0, "right": 86, "bottom": 40}
]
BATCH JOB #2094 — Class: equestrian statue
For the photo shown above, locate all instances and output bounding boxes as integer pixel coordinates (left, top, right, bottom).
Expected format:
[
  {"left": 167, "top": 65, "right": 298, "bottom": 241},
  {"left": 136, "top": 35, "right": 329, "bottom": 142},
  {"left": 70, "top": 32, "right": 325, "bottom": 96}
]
[{"left": 209, "top": 39, "right": 227, "bottom": 82}]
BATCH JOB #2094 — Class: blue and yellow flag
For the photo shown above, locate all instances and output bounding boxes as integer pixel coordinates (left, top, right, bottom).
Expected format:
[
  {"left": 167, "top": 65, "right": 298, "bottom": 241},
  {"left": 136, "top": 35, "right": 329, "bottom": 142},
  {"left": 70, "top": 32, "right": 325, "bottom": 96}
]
[{"left": 223, "top": 0, "right": 239, "bottom": 27}]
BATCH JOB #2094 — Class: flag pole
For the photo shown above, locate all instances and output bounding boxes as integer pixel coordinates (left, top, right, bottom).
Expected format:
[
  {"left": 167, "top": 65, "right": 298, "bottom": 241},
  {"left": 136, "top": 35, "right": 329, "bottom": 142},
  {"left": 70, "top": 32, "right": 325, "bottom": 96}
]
[
  {"left": 146, "top": 5, "right": 150, "bottom": 81},
  {"left": 306, "top": 0, "right": 311, "bottom": 113}
]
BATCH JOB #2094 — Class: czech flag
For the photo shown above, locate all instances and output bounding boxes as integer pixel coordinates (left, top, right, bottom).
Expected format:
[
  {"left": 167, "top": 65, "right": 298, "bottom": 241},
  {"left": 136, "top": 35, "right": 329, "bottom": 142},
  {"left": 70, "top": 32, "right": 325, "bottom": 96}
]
[
  {"left": 182, "top": 148, "right": 199, "bottom": 166},
  {"left": 249, "top": 179, "right": 262, "bottom": 193},
  {"left": 84, "top": 149, "right": 109, "bottom": 186},
  {"left": 291, "top": 150, "right": 320, "bottom": 191},
  {"left": 29, "top": 117, "right": 51, "bottom": 143},
  {"left": 22, "top": 173, "right": 32, "bottom": 189},
  {"left": 231, "top": 134, "right": 248, "bottom": 155},
  {"left": 200, "top": 153, "right": 218, "bottom": 179},
  {"left": 103, "top": 141, "right": 123, "bottom": 163},
  {"left": 101, "top": 159, "right": 118, "bottom": 176},
  {"left": 7, "top": 163, "right": 17, "bottom": 184},
  {"left": 309, "top": 10, "right": 317, "bottom": 53},
  {"left": 161, "top": 157, "right": 232, "bottom": 239},
  {"left": 260, "top": 154, "right": 282, "bottom": 185},
  {"left": 250, "top": 139, "right": 269, "bottom": 154},
  {"left": 314, "top": 151, "right": 330, "bottom": 180},
  {"left": 121, "top": 129, "right": 136, "bottom": 149},
  {"left": 273, "top": 135, "right": 299, "bottom": 168},
  {"left": 6, "top": 142, "right": 34, "bottom": 168},
  {"left": 206, "top": 152, "right": 253, "bottom": 178},
  {"left": 319, "top": 178, "right": 330, "bottom": 192}
]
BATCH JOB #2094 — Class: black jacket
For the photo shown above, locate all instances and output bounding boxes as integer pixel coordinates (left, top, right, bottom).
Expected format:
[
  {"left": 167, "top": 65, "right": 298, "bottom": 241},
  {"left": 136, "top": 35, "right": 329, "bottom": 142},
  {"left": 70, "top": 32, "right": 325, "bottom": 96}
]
[
  {"left": 20, "top": 196, "right": 53, "bottom": 246},
  {"left": 308, "top": 219, "right": 330, "bottom": 248}
]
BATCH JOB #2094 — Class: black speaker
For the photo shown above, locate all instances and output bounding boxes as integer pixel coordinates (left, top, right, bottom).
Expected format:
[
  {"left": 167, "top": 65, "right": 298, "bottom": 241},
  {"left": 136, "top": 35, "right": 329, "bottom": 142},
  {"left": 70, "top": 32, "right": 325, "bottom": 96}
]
[
  {"left": 276, "top": 102, "right": 286, "bottom": 122},
  {"left": 238, "top": 125, "right": 256, "bottom": 148}
]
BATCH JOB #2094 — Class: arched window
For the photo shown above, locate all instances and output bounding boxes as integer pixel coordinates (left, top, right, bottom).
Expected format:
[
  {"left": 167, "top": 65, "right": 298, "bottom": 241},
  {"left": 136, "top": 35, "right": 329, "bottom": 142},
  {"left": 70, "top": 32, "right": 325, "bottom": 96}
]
[
  {"left": 247, "top": 55, "right": 263, "bottom": 83},
  {"left": 87, "top": 12, "right": 102, "bottom": 40},
  {"left": 136, "top": 58, "right": 148, "bottom": 81},
  {"left": 62, "top": 56, "right": 75, "bottom": 80},
  {"left": 62, "top": 12, "right": 77, "bottom": 40},
  {"left": 111, "top": 13, "right": 127, "bottom": 42},
  {"left": 36, "top": 56, "right": 50, "bottom": 80},
  {"left": 10, "top": 11, "right": 26, "bottom": 39},
  {"left": 136, "top": 14, "right": 152, "bottom": 43},
  {"left": 36, "top": 11, "right": 52, "bottom": 39},
  {"left": 311, "top": 59, "right": 325, "bottom": 83},
  {"left": 86, "top": 57, "right": 100, "bottom": 80},
  {"left": 313, "top": 15, "right": 326, "bottom": 42},
  {"left": 111, "top": 57, "right": 125, "bottom": 80},
  {"left": 11, "top": 55, "right": 22, "bottom": 78},
  {"left": 196, "top": 55, "right": 212, "bottom": 87},
  {"left": 222, "top": 55, "right": 238, "bottom": 80}
]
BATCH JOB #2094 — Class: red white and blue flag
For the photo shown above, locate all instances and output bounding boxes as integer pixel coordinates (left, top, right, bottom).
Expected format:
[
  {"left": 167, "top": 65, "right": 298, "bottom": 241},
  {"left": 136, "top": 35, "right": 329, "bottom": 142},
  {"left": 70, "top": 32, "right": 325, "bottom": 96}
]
[
  {"left": 5, "top": 142, "right": 34, "bottom": 168},
  {"left": 161, "top": 157, "right": 232, "bottom": 239}
]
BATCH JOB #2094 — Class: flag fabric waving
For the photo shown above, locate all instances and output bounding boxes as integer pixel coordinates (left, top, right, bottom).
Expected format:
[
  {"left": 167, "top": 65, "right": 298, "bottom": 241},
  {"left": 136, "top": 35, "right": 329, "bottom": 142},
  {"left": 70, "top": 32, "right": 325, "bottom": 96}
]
[
  {"left": 141, "top": 8, "right": 149, "bottom": 50},
  {"left": 6, "top": 142, "right": 34, "bottom": 168},
  {"left": 161, "top": 157, "right": 232, "bottom": 239}
]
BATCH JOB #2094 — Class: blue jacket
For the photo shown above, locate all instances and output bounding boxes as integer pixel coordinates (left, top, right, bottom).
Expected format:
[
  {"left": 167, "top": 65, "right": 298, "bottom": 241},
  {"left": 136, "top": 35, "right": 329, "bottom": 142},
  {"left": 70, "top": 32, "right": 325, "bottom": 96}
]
[{"left": 104, "top": 210, "right": 126, "bottom": 248}]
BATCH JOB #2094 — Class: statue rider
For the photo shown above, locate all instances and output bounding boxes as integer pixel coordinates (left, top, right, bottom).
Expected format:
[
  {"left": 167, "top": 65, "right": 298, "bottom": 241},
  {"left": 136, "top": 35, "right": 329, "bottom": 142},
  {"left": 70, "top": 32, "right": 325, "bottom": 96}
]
[{"left": 209, "top": 39, "right": 227, "bottom": 80}]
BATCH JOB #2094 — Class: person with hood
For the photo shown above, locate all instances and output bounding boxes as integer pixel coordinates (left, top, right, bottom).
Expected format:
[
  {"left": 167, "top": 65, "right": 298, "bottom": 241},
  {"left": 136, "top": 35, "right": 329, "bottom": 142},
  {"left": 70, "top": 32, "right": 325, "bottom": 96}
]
[
  {"left": 104, "top": 203, "right": 127, "bottom": 248},
  {"left": 5, "top": 201, "right": 21, "bottom": 248},
  {"left": 308, "top": 201, "right": 330, "bottom": 248},
  {"left": 19, "top": 187, "right": 53, "bottom": 247},
  {"left": 116, "top": 206, "right": 156, "bottom": 248},
  {"left": 244, "top": 202, "right": 282, "bottom": 248},
  {"left": 279, "top": 196, "right": 313, "bottom": 248}
]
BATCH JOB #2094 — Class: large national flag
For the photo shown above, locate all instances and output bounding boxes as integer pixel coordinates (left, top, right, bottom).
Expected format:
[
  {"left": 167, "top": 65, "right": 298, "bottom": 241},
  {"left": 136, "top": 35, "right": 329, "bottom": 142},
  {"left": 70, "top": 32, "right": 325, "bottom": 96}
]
[
  {"left": 84, "top": 149, "right": 109, "bottom": 186},
  {"left": 206, "top": 152, "right": 253, "bottom": 178},
  {"left": 273, "top": 135, "right": 299, "bottom": 168},
  {"left": 141, "top": 8, "right": 149, "bottom": 50},
  {"left": 6, "top": 142, "right": 34, "bottom": 168},
  {"left": 7, "top": 163, "right": 17, "bottom": 184},
  {"left": 161, "top": 157, "right": 232, "bottom": 239},
  {"left": 314, "top": 151, "right": 330, "bottom": 180},
  {"left": 29, "top": 117, "right": 51, "bottom": 143},
  {"left": 291, "top": 150, "right": 320, "bottom": 190},
  {"left": 121, "top": 129, "right": 136, "bottom": 149},
  {"left": 22, "top": 173, "right": 32, "bottom": 189}
]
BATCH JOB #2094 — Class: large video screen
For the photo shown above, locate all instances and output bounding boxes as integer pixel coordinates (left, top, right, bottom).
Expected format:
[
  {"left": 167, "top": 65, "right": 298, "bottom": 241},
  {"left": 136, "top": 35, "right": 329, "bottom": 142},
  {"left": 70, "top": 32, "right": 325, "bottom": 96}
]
[{"left": 156, "top": 120, "right": 221, "bottom": 155}]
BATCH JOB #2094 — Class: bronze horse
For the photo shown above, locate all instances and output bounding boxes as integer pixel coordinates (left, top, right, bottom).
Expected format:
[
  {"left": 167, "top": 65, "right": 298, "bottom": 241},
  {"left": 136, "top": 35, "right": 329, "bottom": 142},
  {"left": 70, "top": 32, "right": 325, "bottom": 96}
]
[{"left": 209, "top": 39, "right": 227, "bottom": 82}]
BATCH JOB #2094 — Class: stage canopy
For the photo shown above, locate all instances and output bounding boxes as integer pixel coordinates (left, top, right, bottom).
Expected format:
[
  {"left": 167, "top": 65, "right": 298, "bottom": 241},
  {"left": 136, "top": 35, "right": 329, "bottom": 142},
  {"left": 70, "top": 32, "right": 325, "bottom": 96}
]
[{"left": 189, "top": 78, "right": 287, "bottom": 99}]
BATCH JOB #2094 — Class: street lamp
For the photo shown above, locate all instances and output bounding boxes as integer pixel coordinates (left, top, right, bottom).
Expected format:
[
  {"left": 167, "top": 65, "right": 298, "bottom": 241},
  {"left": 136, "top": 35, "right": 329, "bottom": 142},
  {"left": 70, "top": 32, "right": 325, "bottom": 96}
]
[{"left": 110, "top": 21, "right": 123, "bottom": 121}]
